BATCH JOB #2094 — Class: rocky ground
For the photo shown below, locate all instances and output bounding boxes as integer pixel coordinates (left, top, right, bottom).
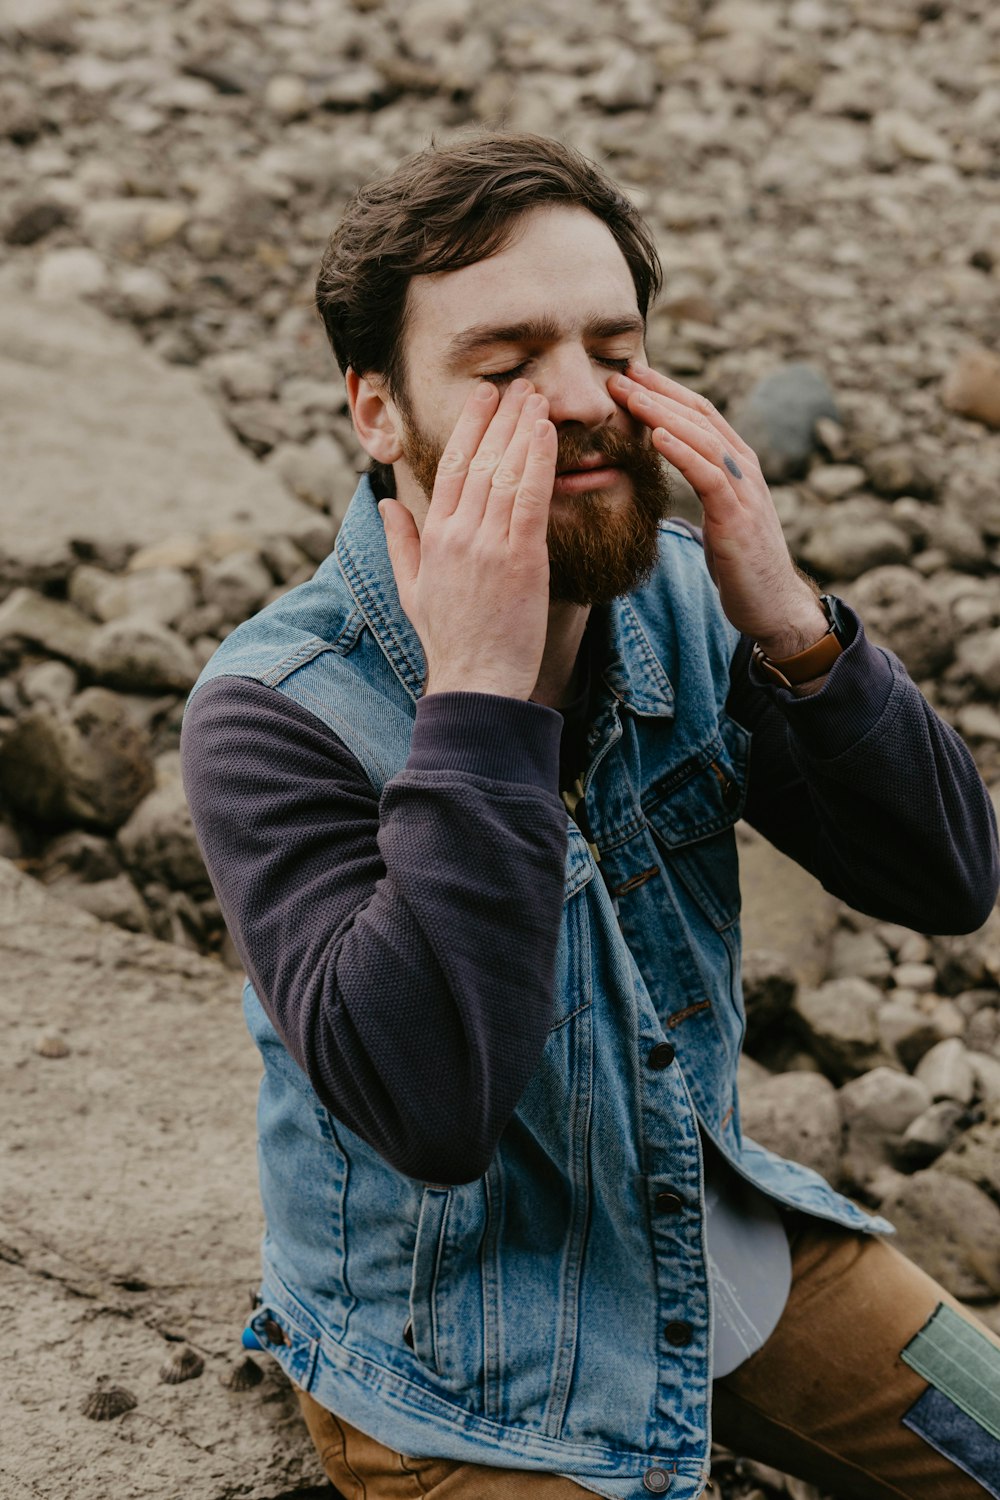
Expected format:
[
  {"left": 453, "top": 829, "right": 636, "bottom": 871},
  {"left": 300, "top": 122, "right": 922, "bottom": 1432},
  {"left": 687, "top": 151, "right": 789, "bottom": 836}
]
[{"left": 2, "top": 0, "right": 1000, "bottom": 1496}]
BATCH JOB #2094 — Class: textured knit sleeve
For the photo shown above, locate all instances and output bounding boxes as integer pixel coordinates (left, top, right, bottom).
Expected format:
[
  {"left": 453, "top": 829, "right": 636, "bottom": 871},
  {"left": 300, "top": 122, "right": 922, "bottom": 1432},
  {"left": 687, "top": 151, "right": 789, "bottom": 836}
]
[
  {"left": 726, "top": 608, "right": 999, "bottom": 934},
  {"left": 180, "top": 677, "right": 568, "bottom": 1184}
]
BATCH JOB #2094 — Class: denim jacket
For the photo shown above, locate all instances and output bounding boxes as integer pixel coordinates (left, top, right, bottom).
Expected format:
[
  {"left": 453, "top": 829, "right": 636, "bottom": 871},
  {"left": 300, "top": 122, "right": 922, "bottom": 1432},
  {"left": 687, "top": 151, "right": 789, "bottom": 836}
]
[{"left": 188, "top": 476, "right": 890, "bottom": 1500}]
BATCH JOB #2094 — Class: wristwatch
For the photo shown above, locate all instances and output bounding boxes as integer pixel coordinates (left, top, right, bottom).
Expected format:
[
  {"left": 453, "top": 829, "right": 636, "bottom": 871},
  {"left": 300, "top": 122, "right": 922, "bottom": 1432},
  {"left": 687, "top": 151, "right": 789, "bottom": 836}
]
[{"left": 751, "top": 593, "right": 849, "bottom": 689}]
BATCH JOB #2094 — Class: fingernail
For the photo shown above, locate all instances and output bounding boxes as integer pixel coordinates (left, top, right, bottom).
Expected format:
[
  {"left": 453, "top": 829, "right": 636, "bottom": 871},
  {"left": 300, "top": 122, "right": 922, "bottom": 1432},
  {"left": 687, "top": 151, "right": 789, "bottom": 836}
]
[
  {"left": 525, "top": 393, "right": 545, "bottom": 415},
  {"left": 476, "top": 382, "right": 496, "bottom": 402},
  {"left": 508, "top": 377, "right": 531, "bottom": 396}
]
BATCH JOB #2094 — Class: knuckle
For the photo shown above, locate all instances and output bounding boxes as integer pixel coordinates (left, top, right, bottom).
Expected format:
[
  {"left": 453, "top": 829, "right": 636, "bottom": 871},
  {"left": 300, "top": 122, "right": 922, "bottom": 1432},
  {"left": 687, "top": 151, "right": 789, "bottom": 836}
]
[
  {"left": 694, "top": 394, "right": 716, "bottom": 418},
  {"left": 436, "top": 447, "right": 468, "bottom": 474},
  {"left": 491, "top": 465, "right": 519, "bottom": 489},
  {"left": 469, "top": 448, "right": 500, "bottom": 473}
]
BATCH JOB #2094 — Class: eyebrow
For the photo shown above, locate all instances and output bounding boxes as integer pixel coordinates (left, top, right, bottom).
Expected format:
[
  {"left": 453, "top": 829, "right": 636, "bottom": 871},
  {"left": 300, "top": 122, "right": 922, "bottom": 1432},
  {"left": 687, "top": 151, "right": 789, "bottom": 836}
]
[{"left": 444, "top": 313, "right": 646, "bottom": 365}]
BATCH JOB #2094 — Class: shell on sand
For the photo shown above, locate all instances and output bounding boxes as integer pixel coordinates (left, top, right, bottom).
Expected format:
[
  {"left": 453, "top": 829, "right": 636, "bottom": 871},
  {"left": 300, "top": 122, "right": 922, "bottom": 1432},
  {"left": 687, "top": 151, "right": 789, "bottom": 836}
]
[
  {"left": 220, "top": 1355, "right": 264, "bottom": 1391},
  {"left": 35, "top": 1033, "right": 71, "bottom": 1058},
  {"left": 158, "top": 1344, "right": 205, "bottom": 1384},
  {"left": 81, "top": 1383, "right": 138, "bottom": 1420}
]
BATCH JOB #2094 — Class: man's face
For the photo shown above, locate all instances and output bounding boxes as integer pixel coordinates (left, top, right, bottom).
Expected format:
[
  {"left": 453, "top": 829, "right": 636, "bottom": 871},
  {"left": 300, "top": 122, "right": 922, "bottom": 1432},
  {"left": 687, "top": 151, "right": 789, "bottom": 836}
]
[{"left": 390, "top": 205, "right": 672, "bottom": 606}]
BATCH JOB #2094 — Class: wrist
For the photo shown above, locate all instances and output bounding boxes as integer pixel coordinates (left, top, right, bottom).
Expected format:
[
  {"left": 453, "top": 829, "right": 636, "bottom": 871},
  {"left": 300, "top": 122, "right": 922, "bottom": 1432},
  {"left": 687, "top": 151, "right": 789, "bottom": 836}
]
[{"left": 754, "top": 600, "right": 829, "bottom": 662}]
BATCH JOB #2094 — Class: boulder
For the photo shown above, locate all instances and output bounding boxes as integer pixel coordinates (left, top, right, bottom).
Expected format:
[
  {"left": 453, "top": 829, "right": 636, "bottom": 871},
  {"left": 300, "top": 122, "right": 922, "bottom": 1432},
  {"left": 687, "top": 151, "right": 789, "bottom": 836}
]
[
  {"left": 936, "top": 1105, "right": 1000, "bottom": 1203},
  {"left": 738, "top": 1070, "right": 842, "bottom": 1185},
  {"left": 879, "top": 1170, "right": 1000, "bottom": 1301},
  {"left": 839, "top": 1067, "right": 930, "bottom": 1189},
  {"left": 0, "top": 688, "right": 155, "bottom": 830},
  {"left": 914, "top": 1037, "right": 976, "bottom": 1105},
  {"left": 793, "top": 976, "right": 889, "bottom": 1081},
  {"left": 117, "top": 777, "right": 208, "bottom": 891},
  {"left": 728, "top": 363, "right": 839, "bottom": 482},
  {"left": 89, "top": 618, "right": 200, "bottom": 694},
  {"left": 0, "top": 587, "right": 97, "bottom": 668}
]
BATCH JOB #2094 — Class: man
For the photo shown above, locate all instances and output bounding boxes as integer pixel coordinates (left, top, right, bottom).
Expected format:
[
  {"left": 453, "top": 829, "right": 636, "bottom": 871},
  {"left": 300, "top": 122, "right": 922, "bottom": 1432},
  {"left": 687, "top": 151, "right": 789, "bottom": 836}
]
[{"left": 181, "top": 134, "right": 1000, "bottom": 1500}]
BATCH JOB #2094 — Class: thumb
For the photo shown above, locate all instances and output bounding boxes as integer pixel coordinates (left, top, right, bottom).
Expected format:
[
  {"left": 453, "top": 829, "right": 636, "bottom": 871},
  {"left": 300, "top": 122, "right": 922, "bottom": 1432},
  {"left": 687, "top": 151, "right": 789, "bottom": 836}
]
[{"left": 378, "top": 498, "right": 420, "bottom": 594}]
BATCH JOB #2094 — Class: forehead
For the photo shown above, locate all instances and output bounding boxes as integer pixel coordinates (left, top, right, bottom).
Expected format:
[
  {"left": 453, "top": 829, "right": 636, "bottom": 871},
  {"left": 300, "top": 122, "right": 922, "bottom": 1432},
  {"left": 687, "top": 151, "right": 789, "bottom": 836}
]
[{"left": 403, "top": 204, "right": 641, "bottom": 361}]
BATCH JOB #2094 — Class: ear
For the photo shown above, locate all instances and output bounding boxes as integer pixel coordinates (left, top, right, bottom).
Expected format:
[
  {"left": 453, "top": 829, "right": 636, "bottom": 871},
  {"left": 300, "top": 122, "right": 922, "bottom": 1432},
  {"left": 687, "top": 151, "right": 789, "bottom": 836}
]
[{"left": 346, "top": 368, "right": 404, "bottom": 466}]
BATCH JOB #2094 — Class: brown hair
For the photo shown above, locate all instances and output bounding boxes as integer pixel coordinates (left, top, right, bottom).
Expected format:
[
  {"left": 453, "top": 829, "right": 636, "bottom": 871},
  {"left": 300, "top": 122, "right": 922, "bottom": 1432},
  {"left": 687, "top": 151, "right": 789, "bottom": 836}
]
[{"left": 315, "top": 131, "right": 662, "bottom": 409}]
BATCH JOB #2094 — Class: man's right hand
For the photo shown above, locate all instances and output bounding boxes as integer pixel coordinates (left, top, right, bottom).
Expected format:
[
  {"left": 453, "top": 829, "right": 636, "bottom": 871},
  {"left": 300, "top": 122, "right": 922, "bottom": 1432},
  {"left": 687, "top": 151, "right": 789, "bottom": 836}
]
[{"left": 378, "top": 379, "right": 557, "bottom": 701}]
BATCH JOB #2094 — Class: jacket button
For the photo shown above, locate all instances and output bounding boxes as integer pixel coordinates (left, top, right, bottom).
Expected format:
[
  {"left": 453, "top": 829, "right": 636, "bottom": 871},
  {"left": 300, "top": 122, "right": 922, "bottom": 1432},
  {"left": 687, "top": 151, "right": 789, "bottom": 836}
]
[
  {"left": 654, "top": 1191, "right": 684, "bottom": 1214},
  {"left": 261, "top": 1317, "right": 287, "bottom": 1345},
  {"left": 643, "top": 1469, "right": 671, "bottom": 1493},
  {"left": 721, "top": 778, "right": 740, "bottom": 811},
  {"left": 648, "top": 1042, "right": 675, "bottom": 1069},
  {"left": 664, "top": 1320, "right": 693, "bottom": 1347}
]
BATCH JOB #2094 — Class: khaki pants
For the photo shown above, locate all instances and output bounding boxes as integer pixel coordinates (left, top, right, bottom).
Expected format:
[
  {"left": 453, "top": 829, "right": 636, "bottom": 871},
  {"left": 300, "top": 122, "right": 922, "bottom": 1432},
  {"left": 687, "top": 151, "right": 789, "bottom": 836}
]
[{"left": 296, "top": 1214, "right": 1000, "bottom": 1499}]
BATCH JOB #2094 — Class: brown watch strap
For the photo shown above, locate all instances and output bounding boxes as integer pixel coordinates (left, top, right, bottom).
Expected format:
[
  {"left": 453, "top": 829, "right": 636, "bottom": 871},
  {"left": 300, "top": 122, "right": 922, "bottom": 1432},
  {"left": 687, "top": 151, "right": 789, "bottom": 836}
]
[{"left": 752, "top": 628, "right": 844, "bottom": 688}]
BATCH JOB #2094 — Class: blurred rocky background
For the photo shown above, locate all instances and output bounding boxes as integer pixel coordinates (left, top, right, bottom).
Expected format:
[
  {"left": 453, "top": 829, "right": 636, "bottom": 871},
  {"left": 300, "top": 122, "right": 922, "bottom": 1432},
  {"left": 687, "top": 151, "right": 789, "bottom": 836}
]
[{"left": 1, "top": 0, "right": 999, "bottom": 1495}]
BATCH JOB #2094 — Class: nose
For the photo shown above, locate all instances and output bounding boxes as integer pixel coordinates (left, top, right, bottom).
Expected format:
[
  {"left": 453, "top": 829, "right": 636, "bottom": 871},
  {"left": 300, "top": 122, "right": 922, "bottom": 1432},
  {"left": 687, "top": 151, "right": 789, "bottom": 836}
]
[{"left": 533, "top": 345, "right": 619, "bottom": 432}]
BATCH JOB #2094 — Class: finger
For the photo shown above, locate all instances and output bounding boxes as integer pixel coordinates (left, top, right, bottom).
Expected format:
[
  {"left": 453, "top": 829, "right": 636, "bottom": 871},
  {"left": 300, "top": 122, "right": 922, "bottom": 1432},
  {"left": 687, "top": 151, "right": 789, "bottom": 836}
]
[
  {"left": 508, "top": 419, "right": 557, "bottom": 548},
  {"left": 651, "top": 427, "right": 743, "bottom": 525},
  {"left": 610, "top": 367, "right": 758, "bottom": 463},
  {"left": 457, "top": 379, "right": 534, "bottom": 526},
  {"left": 482, "top": 392, "right": 549, "bottom": 535},
  {"left": 378, "top": 497, "right": 421, "bottom": 600},
  {"left": 648, "top": 402, "right": 748, "bottom": 498},
  {"left": 428, "top": 382, "right": 500, "bottom": 520}
]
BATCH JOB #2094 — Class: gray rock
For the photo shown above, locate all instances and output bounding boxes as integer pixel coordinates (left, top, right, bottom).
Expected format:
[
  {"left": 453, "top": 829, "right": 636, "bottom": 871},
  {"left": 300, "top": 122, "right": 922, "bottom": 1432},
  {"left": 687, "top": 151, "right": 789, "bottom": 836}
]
[
  {"left": 203, "top": 350, "right": 276, "bottom": 403},
  {"left": 891, "top": 498, "right": 987, "bottom": 572},
  {"left": 729, "top": 363, "right": 839, "bottom": 482},
  {"left": 896, "top": 1101, "right": 970, "bottom": 1169},
  {"left": 839, "top": 1066, "right": 930, "bottom": 1189},
  {"left": 931, "top": 911, "right": 1000, "bottom": 995},
  {"left": 266, "top": 436, "right": 357, "bottom": 520},
  {"left": 915, "top": 1038, "right": 977, "bottom": 1105},
  {"left": 4, "top": 197, "right": 70, "bottom": 246},
  {"left": 0, "top": 293, "right": 314, "bottom": 559},
  {"left": 793, "top": 976, "right": 889, "bottom": 1081},
  {"left": 0, "top": 588, "right": 97, "bottom": 668},
  {"left": 114, "top": 266, "right": 174, "bottom": 321},
  {"left": 741, "top": 948, "right": 797, "bottom": 1049},
  {"left": 69, "top": 564, "right": 195, "bottom": 628},
  {"left": 955, "top": 628, "right": 1000, "bottom": 697},
  {"left": 19, "top": 658, "right": 77, "bottom": 709},
  {"left": 89, "top": 617, "right": 200, "bottom": 694},
  {"left": 0, "top": 688, "right": 154, "bottom": 830},
  {"left": 878, "top": 998, "right": 964, "bottom": 1071},
  {"left": 739, "top": 1070, "right": 842, "bottom": 1184},
  {"left": 879, "top": 1170, "right": 1000, "bottom": 1300},
  {"left": 35, "top": 246, "right": 107, "bottom": 301},
  {"left": 804, "top": 463, "right": 867, "bottom": 501},
  {"left": 50, "top": 873, "right": 153, "bottom": 935},
  {"left": 117, "top": 777, "right": 208, "bottom": 891},
  {"left": 970, "top": 1053, "right": 1000, "bottom": 1106},
  {"left": 936, "top": 1106, "right": 1000, "bottom": 1202},
  {"left": 827, "top": 927, "right": 893, "bottom": 984},
  {"left": 200, "top": 552, "right": 273, "bottom": 624},
  {"left": 842, "top": 566, "right": 955, "bottom": 679},
  {"left": 38, "top": 830, "right": 121, "bottom": 885},
  {"left": 891, "top": 962, "right": 937, "bottom": 993},
  {"left": 799, "top": 498, "right": 912, "bottom": 582},
  {"left": 863, "top": 444, "right": 938, "bottom": 500}
]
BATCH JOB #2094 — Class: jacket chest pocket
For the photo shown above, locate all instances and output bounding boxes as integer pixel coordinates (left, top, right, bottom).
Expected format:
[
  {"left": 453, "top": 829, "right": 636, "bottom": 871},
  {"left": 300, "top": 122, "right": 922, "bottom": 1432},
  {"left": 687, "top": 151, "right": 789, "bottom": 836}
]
[{"left": 641, "top": 718, "right": 749, "bottom": 933}]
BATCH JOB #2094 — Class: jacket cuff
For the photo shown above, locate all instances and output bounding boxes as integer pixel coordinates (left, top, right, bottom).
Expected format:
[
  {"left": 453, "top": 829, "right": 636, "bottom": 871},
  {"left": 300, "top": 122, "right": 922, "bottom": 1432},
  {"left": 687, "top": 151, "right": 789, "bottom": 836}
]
[
  {"left": 747, "top": 601, "right": 900, "bottom": 761},
  {"left": 408, "top": 692, "right": 563, "bottom": 794}
]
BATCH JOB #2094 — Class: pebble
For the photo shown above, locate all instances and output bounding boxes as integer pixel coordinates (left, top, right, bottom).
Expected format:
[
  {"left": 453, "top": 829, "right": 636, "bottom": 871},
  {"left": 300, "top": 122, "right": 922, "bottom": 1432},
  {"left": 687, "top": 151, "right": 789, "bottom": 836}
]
[
  {"left": 35, "top": 246, "right": 107, "bottom": 300},
  {"left": 264, "top": 74, "right": 310, "bottom": 121},
  {"left": 896, "top": 1100, "right": 970, "bottom": 1169},
  {"left": 936, "top": 1106, "right": 1000, "bottom": 1202},
  {"left": 0, "top": 588, "right": 98, "bottom": 669},
  {"left": 20, "top": 659, "right": 78, "bottom": 709},
  {"left": 843, "top": 567, "right": 955, "bottom": 679},
  {"left": 89, "top": 618, "right": 200, "bottom": 694},
  {"left": 728, "top": 364, "right": 839, "bottom": 482},
  {"left": 117, "top": 777, "right": 210, "bottom": 891},
  {"left": 914, "top": 1038, "right": 976, "bottom": 1106},
  {"left": 35, "top": 1033, "right": 71, "bottom": 1059},
  {"left": 941, "top": 348, "right": 1000, "bottom": 430},
  {"left": 200, "top": 552, "right": 273, "bottom": 624},
  {"left": 69, "top": 564, "right": 195, "bottom": 628},
  {"left": 839, "top": 1067, "right": 930, "bottom": 1188}
]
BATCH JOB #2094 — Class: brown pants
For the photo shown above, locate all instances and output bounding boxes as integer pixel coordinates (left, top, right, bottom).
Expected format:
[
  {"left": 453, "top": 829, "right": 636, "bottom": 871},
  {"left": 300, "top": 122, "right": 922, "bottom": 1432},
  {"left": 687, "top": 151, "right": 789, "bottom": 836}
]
[{"left": 296, "top": 1215, "right": 1000, "bottom": 1499}]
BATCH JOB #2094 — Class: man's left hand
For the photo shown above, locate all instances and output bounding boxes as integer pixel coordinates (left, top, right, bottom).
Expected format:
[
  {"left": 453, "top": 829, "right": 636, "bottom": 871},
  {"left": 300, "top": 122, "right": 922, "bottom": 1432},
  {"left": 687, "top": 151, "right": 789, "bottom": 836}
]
[{"left": 609, "top": 364, "right": 828, "bottom": 660}]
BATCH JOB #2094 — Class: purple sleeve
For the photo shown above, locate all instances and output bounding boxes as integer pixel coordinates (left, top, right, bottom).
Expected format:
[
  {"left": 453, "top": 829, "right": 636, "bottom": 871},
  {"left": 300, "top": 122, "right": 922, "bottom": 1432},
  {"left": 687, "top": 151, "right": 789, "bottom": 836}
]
[
  {"left": 180, "top": 681, "right": 568, "bottom": 1185},
  {"left": 726, "top": 606, "right": 999, "bottom": 934}
]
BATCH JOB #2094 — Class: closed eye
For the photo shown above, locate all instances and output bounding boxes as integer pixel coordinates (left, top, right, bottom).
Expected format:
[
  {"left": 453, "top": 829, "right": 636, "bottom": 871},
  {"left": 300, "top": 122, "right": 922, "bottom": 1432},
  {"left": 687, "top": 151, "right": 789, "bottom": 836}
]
[{"left": 481, "top": 355, "right": 633, "bottom": 387}]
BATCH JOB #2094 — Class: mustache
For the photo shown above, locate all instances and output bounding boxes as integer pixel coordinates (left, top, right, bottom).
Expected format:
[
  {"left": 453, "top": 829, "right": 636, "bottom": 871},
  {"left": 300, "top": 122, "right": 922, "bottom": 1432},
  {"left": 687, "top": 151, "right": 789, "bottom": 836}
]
[{"left": 556, "top": 425, "right": 654, "bottom": 473}]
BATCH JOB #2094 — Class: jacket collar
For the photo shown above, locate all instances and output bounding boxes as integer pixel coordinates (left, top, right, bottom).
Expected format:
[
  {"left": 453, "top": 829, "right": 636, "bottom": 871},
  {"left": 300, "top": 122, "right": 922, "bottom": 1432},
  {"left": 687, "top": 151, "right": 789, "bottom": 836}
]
[{"left": 335, "top": 475, "right": 674, "bottom": 719}]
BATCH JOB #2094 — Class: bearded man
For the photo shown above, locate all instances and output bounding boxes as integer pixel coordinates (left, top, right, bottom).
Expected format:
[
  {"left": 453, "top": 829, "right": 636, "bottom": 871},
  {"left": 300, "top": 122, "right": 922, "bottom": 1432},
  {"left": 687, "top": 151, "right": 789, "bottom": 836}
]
[{"left": 181, "top": 133, "right": 1000, "bottom": 1500}]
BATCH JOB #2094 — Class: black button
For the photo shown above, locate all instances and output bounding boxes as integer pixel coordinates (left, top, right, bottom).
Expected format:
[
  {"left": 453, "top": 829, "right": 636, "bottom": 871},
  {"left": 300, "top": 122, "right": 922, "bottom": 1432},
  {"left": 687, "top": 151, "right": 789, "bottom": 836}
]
[
  {"left": 260, "top": 1317, "right": 287, "bottom": 1345},
  {"left": 403, "top": 1319, "right": 414, "bottom": 1349},
  {"left": 664, "top": 1320, "right": 693, "bottom": 1347},
  {"left": 721, "top": 778, "right": 740, "bottom": 811},
  {"left": 654, "top": 1191, "right": 684, "bottom": 1214},
  {"left": 643, "top": 1469, "right": 671, "bottom": 1493},
  {"left": 648, "top": 1042, "right": 675, "bottom": 1069}
]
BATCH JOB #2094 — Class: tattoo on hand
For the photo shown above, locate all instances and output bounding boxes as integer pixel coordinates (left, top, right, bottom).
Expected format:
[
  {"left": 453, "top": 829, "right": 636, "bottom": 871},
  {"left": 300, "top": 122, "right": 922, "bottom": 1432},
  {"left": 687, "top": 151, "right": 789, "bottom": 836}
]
[{"left": 723, "top": 454, "right": 743, "bottom": 480}]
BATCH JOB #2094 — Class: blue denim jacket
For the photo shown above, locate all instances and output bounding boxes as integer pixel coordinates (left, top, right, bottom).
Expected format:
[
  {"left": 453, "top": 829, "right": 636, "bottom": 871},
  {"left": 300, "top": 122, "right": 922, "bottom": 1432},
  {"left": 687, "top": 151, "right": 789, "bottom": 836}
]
[{"left": 189, "top": 476, "right": 889, "bottom": 1500}]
